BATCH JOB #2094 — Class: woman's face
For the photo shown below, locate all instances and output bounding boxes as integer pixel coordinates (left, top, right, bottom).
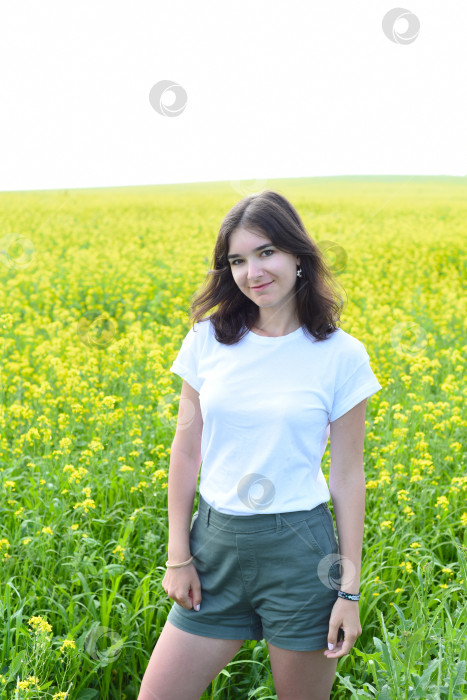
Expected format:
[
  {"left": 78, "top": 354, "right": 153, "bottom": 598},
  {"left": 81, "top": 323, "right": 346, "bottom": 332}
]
[{"left": 227, "top": 227, "right": 301, "bottom": 309}]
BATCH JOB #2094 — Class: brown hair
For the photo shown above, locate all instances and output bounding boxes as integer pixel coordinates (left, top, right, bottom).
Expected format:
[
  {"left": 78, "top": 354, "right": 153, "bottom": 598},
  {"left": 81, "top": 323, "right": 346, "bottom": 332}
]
[{"left": 188, "top": 190, "right": 346, "bottom": 344}]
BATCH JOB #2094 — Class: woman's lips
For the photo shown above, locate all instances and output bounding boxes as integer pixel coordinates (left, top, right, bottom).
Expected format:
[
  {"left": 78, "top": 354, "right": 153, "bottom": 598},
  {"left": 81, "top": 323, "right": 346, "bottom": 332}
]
[{"left": 251, "top": 281, "right": 272, "bottom": 291}]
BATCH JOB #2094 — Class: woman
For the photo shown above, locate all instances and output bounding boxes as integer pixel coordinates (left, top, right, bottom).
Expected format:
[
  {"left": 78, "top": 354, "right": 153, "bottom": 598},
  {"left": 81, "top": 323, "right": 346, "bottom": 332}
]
[{"left": 138, "top": 190, "right": 382, "bottom": 700}]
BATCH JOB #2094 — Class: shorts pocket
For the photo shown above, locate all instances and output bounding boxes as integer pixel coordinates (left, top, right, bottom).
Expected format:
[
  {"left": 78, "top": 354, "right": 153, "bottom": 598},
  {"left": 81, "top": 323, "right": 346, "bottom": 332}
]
[
  {"left": 190, "top": 510, "right": 199, "bottom": 532},
  {"left": 189, "top": 511, "right": 202, "bottom": 564},
  {"left": 302, "top": 511, "right": 339, "bottom": 558}
]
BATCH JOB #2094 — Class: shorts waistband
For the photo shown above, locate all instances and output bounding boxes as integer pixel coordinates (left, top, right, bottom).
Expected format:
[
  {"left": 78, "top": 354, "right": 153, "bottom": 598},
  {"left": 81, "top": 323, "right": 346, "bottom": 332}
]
[{"left": 197, "top": 493, "right": 329, "bottom": 533}]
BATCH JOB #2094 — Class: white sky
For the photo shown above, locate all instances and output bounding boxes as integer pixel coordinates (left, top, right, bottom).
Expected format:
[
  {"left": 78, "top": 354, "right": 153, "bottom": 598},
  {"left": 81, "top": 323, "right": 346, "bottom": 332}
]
[{"left": 1, "top": 0, "right": 466, "bottom": 193}]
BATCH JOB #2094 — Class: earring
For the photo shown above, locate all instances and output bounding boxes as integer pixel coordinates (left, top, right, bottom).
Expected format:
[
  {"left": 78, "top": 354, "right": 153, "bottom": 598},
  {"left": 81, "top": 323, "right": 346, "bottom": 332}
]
[{"left": 296, "top": 266, "right": 303, "bottom": 278}]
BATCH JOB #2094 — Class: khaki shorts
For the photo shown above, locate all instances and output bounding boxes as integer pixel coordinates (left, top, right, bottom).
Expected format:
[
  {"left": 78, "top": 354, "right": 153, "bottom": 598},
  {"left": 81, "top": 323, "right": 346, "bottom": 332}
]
[{"left": 167, "top": 493, "right": 341, "bottom": 651}]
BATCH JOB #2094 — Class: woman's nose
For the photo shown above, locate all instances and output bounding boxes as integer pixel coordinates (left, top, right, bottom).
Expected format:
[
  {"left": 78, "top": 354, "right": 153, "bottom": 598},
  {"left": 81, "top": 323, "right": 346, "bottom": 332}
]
[{"left": 247, "top": 261, "right": 263, "bottom": 276}]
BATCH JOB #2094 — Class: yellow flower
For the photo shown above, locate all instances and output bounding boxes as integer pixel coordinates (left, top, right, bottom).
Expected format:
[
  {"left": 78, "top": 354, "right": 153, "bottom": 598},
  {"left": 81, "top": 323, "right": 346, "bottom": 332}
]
[
  {"left": 73, "top": 498, "right": 96, "bottom": 513},
  {"left": 380, "top": 520, "right": 393, "bottom": 530},
  {"left": 65, "top": 465, "right": 89, "bottom": 484},
  {"left": 0, "top": 313, "right": 13, "bottom": 329},
  {"left": 101, "top": 395, "right": 117, "bottom": 409},
  {"left": 130, "top": 481, "right": 149, "bottom": 493},
  {"left": 120, "top": 465, "right": 134, "bottom": 472},
  {"left": 42, "top": 526, "right": 53, "bottom": 535},
  {"left": 366, "top": 480, "right": 379, "bottom": 489},
  {"left": 441, "top": 567, "right": 453, "bottom": 575},
  {"left": 440, "top": 583, "right": 448, "bottom": 589},
  {"left": 393, "top": 427, "right": 409, "bottom": 438},
  {"left": 398, "top": 561, "right": 413, "bottom": 573},
  {"left": 450, "top": 442, "right": 462, "bottom": 453},
  {"left": 130, "top": 506, "right": 145, "bottom": 521},
  {"left": 395, "top": 588, "right": 404, "bottom": 593},
  {"left": 17, "top": 676, "right": 40, "bottom": 690},
  {"left": 113, "top": 544, "right": 125, "bottom": 561},
  {"left": 28, "top": 616, "right": 53, "bottom": 638}
]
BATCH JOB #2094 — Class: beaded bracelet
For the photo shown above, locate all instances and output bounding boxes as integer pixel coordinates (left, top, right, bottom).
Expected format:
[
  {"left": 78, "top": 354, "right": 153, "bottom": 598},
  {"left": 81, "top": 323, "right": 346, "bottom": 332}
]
[
  {"left": 338, "top": 590, "right": 360, "bottom": 601},
  {"left": 165, "top": 556, "right": 194, "bottom": 569}
]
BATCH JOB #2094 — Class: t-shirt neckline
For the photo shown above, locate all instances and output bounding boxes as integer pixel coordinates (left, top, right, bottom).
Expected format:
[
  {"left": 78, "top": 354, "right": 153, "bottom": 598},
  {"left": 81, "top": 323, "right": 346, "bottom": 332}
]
[{"left": 246, "top": 325, "right": 304, "bottom": 343}]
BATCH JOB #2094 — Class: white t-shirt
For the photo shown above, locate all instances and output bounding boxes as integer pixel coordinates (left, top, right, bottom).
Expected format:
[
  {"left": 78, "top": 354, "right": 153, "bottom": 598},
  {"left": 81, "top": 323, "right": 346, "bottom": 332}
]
[{"left": 169, "top": 318, "right": 382, "bottom": 515}]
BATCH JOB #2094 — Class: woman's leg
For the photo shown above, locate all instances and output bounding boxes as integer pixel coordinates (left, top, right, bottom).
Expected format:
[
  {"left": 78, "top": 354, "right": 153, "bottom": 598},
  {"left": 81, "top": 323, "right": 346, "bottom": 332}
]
[
  {"left": 137, "top": 621, "right": 245, "bottom": 700},
  {"left": 267, "top": 642, "right": 338, "bottom": 700}
]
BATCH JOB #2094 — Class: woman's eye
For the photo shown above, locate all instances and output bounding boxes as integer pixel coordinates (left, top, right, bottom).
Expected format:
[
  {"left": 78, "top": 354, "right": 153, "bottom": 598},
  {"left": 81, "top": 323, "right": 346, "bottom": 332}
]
[{"left": 231, "top": 249, "right": 274, "bottom": 266}]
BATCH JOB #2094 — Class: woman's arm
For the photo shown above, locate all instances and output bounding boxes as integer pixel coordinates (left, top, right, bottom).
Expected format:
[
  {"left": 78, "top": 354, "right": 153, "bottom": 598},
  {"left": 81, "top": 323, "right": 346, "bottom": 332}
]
[
  {"left": 162, "top": 380, "right": 204, "bottom": 611},
  {"left": 323, "top": 399, "right": 367, "bottom": 658},
  {"left": 328, "top": 398, "right": 368, "bottom": 593},
  {"left": 163, "top": 446, "right": 203, "bottom": 611},
  {"left": 167, "top": 447, "right": 200, "bottom": 563},
  {"left": 167, "top": 379, "right": 203, "bottom": 563}
]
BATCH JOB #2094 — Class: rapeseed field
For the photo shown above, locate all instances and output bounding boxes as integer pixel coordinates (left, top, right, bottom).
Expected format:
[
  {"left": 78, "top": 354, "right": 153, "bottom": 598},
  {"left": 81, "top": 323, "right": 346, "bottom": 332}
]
[{"left": 0, "top": 177, "right": 465, "bottom": 699}]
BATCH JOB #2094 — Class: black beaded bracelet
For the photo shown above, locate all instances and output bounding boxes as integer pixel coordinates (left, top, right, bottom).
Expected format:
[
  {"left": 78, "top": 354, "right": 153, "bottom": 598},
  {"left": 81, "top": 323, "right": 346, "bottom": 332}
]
[{"left": 338, "top": 590, "right": 361, "bottom": 601}]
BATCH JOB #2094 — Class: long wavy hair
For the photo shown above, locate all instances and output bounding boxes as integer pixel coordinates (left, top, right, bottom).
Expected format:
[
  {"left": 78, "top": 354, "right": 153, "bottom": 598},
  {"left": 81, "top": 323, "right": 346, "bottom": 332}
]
[{"left": 188, "top": 190, "right": 346, "bottom": 345}]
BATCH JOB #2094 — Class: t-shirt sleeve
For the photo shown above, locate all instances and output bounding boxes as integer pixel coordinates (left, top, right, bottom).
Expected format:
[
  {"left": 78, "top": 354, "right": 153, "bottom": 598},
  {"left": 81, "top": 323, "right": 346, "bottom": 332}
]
[
  {"left": 329, "top": 341, "right": 382, "bottom": 423},
  {"left": 169, "top": 323, "right": 203, "bottom": 392}
]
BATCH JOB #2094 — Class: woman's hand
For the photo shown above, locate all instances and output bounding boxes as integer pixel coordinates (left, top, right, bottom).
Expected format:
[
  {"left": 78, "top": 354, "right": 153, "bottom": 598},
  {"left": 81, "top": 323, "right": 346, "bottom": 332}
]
[
  {"left": 162, "top": 564, "right": 202, "bottom": 611},
  {"left": 324, "top": 598, "right": 362, "bottom": 658}
]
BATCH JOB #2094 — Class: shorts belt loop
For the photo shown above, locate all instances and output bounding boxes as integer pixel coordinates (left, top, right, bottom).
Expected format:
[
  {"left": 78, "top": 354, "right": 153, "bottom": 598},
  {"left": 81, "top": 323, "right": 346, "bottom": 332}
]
[
  {"left": 275, "top": 513, "right": 282, "bottom": 533},
  {"left": 206, "top": 505, "right": 211, "bottom": 527}
]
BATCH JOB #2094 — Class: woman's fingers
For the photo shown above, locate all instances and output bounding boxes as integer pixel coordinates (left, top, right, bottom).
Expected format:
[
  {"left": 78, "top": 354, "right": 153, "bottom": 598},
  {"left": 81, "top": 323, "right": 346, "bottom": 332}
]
[{"left": 162, "top": 566, "right": 202, "bottom": 610}]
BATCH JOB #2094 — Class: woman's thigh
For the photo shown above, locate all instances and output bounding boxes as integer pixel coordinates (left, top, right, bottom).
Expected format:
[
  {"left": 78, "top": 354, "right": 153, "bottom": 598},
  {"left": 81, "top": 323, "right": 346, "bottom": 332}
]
[
  {"left": 137, "top": 621, "right": 245, "bottom": 700},
  {"left": 267, "top": 642, "right": 338, "bottom": 700}
]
